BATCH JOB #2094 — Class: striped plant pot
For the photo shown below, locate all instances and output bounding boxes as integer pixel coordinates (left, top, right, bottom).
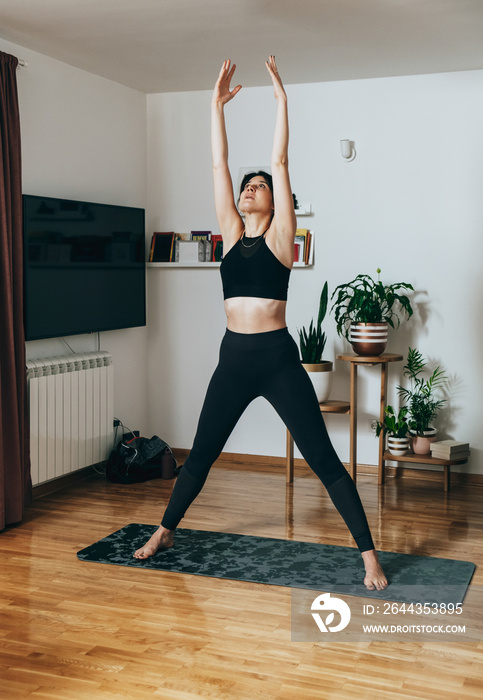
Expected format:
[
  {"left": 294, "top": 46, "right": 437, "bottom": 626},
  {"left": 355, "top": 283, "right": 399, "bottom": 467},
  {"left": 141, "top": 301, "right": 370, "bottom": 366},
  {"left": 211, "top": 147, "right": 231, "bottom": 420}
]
[
  {"left": 302, "top": 361, "right": 333, "bottom": 403},
  {"left": 349, "top": 322, "right": 388, "bottom": 356},
  {"left": 387, "top": 435, "right": 411, "bottom": 456}
]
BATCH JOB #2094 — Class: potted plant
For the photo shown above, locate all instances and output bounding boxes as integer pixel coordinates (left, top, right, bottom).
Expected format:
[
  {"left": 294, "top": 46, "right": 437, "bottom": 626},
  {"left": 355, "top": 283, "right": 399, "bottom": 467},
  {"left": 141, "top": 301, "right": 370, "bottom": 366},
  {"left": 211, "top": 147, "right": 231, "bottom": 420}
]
[
  {"left": 298, "top": 281, "right": 333, "bottom": 403},
  {"left": 330, "top": 268, "right": 414, "bottom": 356},
  {"left": 375, "top": 405, "right": 410, "bottom": 456},
  {"left": 397, "top": 348, "right": 447, "bottom": 455}
]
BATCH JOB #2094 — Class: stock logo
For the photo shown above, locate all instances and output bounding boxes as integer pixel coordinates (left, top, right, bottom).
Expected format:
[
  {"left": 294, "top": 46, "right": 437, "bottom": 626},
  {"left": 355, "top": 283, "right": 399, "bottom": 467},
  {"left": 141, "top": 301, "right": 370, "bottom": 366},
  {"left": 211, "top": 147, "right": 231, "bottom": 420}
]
[{"left": 311, "top": 593, "right": 351, "bottom": 633}]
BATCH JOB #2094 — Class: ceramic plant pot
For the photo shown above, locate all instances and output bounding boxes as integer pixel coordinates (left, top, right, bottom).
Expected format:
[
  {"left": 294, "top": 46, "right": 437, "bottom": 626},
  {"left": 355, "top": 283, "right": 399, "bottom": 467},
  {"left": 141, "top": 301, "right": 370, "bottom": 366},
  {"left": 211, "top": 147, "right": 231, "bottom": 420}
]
[
  {"left": 410, "top": 428, "right": 438, "bottom": 455},
  {"left": 349, "top": 322, "right": 388, "bottom": 357},
  {"left": 302, "top": 361, "right": 333, "bottom": 403},
  {"left": 387, "top": 435, "right": 411, "bottom": 456}
]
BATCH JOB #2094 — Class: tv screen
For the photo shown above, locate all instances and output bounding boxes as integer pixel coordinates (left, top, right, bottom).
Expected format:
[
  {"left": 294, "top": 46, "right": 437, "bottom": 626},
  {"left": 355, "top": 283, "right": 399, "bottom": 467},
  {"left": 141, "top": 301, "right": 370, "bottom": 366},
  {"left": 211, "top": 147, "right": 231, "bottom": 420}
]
[{"left": 23, "top": 194, "right": 146, "bottom": 341}]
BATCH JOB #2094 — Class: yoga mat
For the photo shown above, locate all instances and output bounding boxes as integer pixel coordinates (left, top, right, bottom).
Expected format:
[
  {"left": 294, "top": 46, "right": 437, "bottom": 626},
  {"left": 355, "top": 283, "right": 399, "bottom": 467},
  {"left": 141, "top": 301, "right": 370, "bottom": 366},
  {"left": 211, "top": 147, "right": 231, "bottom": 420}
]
[{"left": 77, "top": 524, "right": 475, "bottom": 604}]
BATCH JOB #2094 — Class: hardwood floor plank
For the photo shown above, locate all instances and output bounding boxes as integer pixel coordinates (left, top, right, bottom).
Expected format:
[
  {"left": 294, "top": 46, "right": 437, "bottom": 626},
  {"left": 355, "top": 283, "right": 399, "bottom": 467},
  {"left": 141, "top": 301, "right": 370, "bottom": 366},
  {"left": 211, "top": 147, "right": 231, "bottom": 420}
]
[
  {"left": 0, "top": 464, "right": 482, "bottom": 699},
  {"left": 0, "top": 677, "right": 40, "bottom": 699}
]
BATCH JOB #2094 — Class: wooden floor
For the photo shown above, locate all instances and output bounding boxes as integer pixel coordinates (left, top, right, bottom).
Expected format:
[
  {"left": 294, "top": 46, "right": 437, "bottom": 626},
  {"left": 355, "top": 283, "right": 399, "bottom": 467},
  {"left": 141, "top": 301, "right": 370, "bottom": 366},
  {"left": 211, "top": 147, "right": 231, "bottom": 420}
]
[{"left": 0, "top": 460, "right": 482, "bottom": 699}]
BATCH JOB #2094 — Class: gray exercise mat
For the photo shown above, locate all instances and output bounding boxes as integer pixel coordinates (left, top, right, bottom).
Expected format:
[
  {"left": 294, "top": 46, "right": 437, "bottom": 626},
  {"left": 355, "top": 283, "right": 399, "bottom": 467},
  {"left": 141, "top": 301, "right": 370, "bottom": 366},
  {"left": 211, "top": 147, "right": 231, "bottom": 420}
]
[{"left": 77, "top": 524, "right": 475, "bottom": 604}]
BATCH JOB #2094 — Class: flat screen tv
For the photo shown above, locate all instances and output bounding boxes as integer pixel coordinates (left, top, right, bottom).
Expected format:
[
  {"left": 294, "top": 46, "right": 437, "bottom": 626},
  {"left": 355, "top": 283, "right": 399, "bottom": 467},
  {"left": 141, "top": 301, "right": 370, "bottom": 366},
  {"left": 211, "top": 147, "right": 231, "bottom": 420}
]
[{"left": 23, "top": 194, "right": 146, "bottom": 341}]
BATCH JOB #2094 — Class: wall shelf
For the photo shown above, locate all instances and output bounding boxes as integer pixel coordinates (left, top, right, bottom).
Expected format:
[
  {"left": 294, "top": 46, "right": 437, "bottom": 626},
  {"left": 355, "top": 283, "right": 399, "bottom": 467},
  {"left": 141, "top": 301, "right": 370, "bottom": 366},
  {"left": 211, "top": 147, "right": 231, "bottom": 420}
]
[
  {"left": 147, "top": 262, "right": 221, "bottom": 268},
  {"left": 147, "top": 261, "right": 313, "bottom": 268}
]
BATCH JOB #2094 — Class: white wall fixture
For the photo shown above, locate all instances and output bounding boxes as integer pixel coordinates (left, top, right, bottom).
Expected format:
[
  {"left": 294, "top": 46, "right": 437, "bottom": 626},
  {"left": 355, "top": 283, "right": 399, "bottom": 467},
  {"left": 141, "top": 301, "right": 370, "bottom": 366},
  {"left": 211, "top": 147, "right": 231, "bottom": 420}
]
[
  {"left": 340, "top": 139, "right": 356, "bottom": 161},
  {"left": 294, "top": 202, "right": 312, "bottom": 215}
]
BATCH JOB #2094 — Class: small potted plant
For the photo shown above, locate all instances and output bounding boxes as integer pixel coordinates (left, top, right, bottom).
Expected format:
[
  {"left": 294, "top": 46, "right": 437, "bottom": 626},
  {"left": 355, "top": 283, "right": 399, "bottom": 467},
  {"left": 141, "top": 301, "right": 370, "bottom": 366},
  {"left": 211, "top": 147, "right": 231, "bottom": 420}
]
[
  {"left": 397, "top": 348, "right": 447, "bottom": 454},
  {"left": 298, "top": 281, "right": 333, "bottom": 402},
  {"left": 375, "top": 405, "right": 410, "bottom": 456},
  {"left": 330, "top": 268, "right": 414, "bottom": 356}
]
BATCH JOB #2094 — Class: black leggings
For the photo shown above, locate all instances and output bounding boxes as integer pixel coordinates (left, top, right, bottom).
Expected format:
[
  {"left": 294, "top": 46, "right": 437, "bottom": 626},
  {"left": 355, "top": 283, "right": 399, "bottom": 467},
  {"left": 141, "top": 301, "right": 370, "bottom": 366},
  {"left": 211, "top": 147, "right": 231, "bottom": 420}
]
[{"left": 161, "top": 327, "right": 375, "bottom": 552}]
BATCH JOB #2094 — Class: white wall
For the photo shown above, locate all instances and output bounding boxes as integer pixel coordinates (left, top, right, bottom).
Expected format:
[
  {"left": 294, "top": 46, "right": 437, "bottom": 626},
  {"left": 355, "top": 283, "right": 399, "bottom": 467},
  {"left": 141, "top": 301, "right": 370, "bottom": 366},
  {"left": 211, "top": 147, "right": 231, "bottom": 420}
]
[
  {"left": 1, "top": 38, "right": 149, "bottom": 435},
  {"left": 4, "top": 34, "right": 480, "bottom": 475},
  {"left": 147, "top": 70, "right": 483, "bottom": 475}
]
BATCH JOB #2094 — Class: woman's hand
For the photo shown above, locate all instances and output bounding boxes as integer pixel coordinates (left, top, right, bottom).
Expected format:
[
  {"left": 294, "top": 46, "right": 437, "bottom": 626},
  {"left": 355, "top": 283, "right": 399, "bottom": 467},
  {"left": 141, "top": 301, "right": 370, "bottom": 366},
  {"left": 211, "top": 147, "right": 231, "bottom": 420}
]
[
  {"left": 212, "top": 60, "right": 242, "bottom": 106},
  {"left": 266, "top": 55, "right": 287, "bottom": 101}
]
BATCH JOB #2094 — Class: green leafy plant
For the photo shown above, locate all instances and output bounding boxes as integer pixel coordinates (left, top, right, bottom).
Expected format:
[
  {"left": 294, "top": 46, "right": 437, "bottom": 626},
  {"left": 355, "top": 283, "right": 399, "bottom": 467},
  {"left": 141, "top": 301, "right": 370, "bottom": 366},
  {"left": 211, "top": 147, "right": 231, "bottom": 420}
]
[
  {"left": 397, "top": 348, "right": 447, "bottom": 436},
  {"left": 330, "top": 268, "right": 414, "bottom": 341},
  {"left": 298, "top": 282, "right": 328, "bottom": 363},
  {"left": 375, "top": 405, "right": 409, "bottom": 438}
]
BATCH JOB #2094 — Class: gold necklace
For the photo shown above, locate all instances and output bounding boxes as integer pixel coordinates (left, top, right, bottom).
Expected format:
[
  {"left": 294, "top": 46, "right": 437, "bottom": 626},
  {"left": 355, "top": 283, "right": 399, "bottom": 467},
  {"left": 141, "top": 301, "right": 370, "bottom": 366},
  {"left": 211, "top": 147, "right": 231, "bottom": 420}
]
[{"left": 240, "top": 231, "right": 265, "bottom": 248}]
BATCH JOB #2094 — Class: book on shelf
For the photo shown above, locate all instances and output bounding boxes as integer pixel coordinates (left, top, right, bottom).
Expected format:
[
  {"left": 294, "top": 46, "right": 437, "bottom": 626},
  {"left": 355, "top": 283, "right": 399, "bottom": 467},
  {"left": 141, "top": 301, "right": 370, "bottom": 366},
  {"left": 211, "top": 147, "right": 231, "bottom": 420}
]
[
  {"left": 172, "top": 233, "right": 189, "bottom": 261},
  {"left": 430, "top": 440, "right": 470, "bottom": 459},
  {"left": 149, "top": 232, "right": 175, "bottom": 262},
  {"left": 295, "top": 228, "right": 307, "bottom": 261},
  {"left": 293, "top": 228, "right": 313, "bottom": 265},
  {"left": 170, "top": 233, "right": 213, "bottom": 262},
  {"left": 191, "top": 231, "right": 211, "bottom": 241},
  {"left": 306, "top": 231, "right": 314, "bottom": 265},
  {"left": 176, "top": 240, "right": 205, "bottom": 263},
  {"left": 430, "top": 449, "right": 470, "bottom": 461},
  {"left": 202, "top": 239, "right": 212, "bottom": 261},
  {"left": 211, "top": 234, "right": 223, "bottom": 262},
  {"left": 307, "top": 231, "right": 314, "bottom": 264},
  {"left": 430, "top": 440, "right": 470, "bottom": 453},
  {"left": 296, "top": 228, "right": 309, "bottom": 238},
  {"left": 304, "top": 230, "right": 312, "bottom": 264},
  {"left": 294, "top": 234, "right": 305, "bottom": 263}
]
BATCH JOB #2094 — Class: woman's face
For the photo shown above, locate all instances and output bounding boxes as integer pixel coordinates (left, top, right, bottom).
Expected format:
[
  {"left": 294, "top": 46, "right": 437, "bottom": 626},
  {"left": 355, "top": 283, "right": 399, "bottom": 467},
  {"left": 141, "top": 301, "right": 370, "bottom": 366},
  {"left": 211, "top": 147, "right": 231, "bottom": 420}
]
[{"left": 239, "top": 176, "right": 274, "bottom": 214}]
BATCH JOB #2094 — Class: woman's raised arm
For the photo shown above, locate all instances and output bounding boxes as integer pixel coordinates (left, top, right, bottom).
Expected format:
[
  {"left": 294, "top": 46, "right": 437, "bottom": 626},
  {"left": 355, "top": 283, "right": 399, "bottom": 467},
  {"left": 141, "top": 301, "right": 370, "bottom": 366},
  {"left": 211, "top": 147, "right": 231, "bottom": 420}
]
[
  {"left": 211, "top": 60, "right": 243, "bottom": 244},
  {"left": 265, "top": 56, "right": 297, "bottom": 259}
]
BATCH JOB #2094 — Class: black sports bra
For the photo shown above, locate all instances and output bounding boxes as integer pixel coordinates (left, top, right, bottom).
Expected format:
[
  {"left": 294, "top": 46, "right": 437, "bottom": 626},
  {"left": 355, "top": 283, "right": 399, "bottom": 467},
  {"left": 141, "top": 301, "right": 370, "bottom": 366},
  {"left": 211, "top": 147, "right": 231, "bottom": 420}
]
[{"left": 220, "top": 234, "right": 291, "bottom": 301}]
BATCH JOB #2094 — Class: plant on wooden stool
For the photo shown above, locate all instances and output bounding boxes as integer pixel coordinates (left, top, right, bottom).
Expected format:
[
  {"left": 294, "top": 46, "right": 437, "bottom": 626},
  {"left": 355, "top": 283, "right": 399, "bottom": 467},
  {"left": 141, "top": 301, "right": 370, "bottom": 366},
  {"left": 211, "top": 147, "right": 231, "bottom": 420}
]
[
  {"left": 375, "top": 405, "right": 409, "bottom": 438},
  {"left": 397, "top": 348, "right": 448, "bottom": 456},
  {"left": 330, "top": 268, "right": 414, "bottom": 356},
  {"left": 376, "top": 405, "right": 410, "bottom": 456},
  {"left": 397, "top": 348, "right": 447, "bottom": 436},
  {"left": 298, "top": 281, "right": 333, "bottom": 403},
  {"left": 298, "top": 281, "right": 328, "bottom": 363}
]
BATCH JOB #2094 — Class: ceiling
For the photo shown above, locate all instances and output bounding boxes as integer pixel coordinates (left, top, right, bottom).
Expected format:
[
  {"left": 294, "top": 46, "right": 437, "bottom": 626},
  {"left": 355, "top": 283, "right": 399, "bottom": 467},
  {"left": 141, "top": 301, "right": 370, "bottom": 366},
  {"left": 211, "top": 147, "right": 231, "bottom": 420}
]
[{"left": 1, "top": 0, "right": 483, "bottom": 93}]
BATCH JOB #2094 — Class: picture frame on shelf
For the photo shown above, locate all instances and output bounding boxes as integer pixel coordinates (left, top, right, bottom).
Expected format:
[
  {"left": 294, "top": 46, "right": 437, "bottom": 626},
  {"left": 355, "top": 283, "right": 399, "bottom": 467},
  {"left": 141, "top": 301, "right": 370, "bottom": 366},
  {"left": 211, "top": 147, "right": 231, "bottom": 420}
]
[{"left": 149, "top": 232, "right": 175, "bottom": 262}]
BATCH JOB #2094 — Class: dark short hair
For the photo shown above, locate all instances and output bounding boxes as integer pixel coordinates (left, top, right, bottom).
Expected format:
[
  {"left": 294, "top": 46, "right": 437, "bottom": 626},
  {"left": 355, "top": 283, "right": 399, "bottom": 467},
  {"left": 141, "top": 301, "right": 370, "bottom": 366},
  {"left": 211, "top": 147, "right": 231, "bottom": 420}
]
[{"left": 239, "top": 171, "right": 273, "bottom": 196}]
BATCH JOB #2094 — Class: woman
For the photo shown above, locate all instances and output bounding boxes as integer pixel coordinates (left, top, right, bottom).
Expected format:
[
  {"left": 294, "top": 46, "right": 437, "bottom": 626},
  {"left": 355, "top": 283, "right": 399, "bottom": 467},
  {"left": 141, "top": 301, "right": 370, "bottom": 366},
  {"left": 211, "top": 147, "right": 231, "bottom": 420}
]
[{"left": 134, "top": 57, "right": 387, "bottom": 591}]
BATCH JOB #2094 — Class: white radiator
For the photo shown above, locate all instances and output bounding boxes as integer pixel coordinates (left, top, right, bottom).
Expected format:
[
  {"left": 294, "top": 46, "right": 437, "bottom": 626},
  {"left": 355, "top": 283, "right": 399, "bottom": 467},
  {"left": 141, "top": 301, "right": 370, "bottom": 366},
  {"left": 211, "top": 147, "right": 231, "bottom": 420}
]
[{"left": 26, "top": 351, "right": 114, "bottom": 486}]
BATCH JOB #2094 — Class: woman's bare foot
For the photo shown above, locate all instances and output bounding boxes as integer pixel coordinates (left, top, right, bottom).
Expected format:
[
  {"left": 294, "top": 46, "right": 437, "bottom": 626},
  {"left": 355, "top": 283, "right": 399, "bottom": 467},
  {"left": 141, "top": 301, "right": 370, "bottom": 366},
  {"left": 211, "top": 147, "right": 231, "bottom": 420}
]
[
  {"left": 133, "top": 525, "right": 174, "bottom": 559},
  {"left": 361, "top": 549, "right": 388, "bottom": 591}
]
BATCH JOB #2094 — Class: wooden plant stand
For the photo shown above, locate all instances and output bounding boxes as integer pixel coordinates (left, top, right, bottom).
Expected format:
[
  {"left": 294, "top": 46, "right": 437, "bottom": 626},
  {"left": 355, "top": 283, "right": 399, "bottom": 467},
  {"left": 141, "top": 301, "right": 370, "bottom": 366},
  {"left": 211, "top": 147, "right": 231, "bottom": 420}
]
[
  {"left": 382, "top": 451, "right": 469, "bottom": 492},
  {"left": 285, "top": 400, "right": 350, "bottom": 483},
  {"left": 286, "top": 353, "right": 403, "bottom": 485}
]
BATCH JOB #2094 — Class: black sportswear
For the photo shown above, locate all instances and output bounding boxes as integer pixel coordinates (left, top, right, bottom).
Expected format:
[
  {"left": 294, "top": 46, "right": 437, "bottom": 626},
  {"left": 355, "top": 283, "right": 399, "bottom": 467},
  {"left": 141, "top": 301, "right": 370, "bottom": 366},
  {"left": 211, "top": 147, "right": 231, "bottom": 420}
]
[
  {"left": 161, "top": 327, "right": 375, "bottom": 553},
  {"left": 220, "top": 235, "right": 291, "bottom": 301}
]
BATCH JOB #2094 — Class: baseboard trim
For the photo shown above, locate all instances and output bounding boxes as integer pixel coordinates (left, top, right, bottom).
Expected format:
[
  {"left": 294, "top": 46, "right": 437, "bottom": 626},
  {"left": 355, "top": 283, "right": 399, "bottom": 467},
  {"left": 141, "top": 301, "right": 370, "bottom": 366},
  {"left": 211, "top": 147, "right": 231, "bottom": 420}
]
[
  {"left": 32, "top": 464, "right": 102, "bottom": 499},
  {"left": 173, "top": 448, "right": 483, "bottom": 487},
  {"left": 31, "top": 450, "right": 482, "bottom": 500}
]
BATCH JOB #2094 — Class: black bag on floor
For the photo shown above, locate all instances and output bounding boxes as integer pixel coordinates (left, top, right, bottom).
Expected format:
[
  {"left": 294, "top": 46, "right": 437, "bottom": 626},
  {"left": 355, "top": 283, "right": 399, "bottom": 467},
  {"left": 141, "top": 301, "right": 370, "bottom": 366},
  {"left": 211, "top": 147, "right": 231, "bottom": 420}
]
[{"left": 106, "top": 435, "right": 178, "bottom": 484}]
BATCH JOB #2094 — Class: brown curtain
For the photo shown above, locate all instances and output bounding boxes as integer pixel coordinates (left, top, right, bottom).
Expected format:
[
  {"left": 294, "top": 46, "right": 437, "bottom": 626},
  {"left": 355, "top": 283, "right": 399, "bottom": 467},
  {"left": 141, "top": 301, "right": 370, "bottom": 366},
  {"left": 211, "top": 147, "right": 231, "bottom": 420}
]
[{"left": 0, "top": 50, "right": 31, "bottom": 531}]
